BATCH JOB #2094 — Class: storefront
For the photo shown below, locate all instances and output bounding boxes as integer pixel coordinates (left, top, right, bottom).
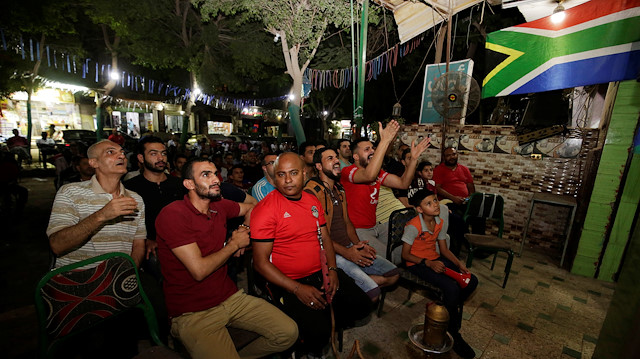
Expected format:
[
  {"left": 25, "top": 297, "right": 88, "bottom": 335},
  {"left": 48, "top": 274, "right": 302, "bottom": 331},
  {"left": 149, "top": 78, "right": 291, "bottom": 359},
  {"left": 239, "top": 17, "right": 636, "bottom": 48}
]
[{"left": 1, "top": 88, "right": 83, "bottom": 140}]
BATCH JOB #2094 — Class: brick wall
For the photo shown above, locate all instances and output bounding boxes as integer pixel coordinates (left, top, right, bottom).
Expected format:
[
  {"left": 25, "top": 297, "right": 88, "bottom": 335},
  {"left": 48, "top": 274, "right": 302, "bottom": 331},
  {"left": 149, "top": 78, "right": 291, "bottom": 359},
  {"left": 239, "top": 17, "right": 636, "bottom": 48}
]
[{"left": 400, "top": 124, "right": 599, "bottom": 252}]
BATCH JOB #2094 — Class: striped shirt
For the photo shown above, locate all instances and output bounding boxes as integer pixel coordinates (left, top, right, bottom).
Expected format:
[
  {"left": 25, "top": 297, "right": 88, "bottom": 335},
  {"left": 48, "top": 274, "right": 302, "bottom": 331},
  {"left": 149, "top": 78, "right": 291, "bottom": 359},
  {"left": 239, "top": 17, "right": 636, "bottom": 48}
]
[
  {"left": 47, "top": 175, "right": 146, "bottom": 268},
  {"left": 251, "top": 176, "right": 276, "bottom": 202}
]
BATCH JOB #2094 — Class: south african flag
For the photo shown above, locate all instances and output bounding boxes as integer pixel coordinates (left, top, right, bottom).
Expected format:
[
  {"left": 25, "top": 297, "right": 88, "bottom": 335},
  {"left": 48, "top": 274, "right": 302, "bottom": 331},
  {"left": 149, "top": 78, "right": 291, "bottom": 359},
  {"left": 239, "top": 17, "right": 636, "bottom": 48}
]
[{"left": 482, "top": 0, "right": 640, "bottom": 98}]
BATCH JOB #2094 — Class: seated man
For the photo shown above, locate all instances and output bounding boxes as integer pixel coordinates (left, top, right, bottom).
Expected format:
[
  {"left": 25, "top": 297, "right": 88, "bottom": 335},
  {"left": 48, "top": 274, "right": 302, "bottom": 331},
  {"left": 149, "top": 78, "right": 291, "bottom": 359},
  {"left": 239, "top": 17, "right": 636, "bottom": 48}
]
[
  {"left": 156, "top": 158, "right": 297, "bottom": 359},
  {"left": 251, "top": 152, "right": 278, "bottom": 202},
  {"left": 401, "top": 189, "right": 478, "bottom": 359},
  {"left": 228, "top": 165, "right": 252, "bottom": 193},
  {"left": 304, "top": 147, "right": 399, "bottom": 302},
  {"left": 6, "top": 129, "right": 31, "bottom": 166},
  {"left": 252, "top": 152, "right": 372, "bottom": 357},
  {"left": 47, "top": 139, "right": 145, "bottom": 268}
]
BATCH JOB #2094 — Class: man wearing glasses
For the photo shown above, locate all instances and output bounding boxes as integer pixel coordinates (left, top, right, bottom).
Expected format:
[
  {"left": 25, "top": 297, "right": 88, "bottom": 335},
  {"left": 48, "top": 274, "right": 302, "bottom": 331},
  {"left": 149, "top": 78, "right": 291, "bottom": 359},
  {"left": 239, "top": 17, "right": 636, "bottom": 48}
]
[{"left": 251, "top": 152, "right": 280, "bottom": 202}]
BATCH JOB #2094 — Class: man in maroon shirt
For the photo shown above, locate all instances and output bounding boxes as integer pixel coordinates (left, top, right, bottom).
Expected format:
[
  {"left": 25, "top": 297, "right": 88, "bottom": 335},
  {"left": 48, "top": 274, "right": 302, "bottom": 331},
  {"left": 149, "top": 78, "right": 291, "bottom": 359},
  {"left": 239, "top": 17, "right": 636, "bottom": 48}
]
[{"left": 156, "top": 158, "right": 297, "bottom": 359}]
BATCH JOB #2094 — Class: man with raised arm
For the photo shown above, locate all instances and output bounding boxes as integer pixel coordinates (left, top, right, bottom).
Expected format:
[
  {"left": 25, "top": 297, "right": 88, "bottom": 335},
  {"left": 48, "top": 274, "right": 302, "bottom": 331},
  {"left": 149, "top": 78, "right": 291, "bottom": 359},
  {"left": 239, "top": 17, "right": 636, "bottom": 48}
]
[
  {"left": 340, "top": 121, "right": 430, "bottom": 262},
  {"left": 156, "top": 158, "right": 297, "bottom": 359},
  {"left": 305, "top": 147, "right": 399, "bottom": 302}
]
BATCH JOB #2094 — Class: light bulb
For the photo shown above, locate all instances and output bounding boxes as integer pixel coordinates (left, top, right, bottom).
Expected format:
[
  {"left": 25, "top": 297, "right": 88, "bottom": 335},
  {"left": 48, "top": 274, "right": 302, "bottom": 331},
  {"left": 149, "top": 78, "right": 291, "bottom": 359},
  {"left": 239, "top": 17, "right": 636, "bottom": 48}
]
[
  {"left": 110, "top": 71, "right": 120, "bottom": 80},
  {"left": 551, "top": 4, "right": 565, "bottom": 23}
]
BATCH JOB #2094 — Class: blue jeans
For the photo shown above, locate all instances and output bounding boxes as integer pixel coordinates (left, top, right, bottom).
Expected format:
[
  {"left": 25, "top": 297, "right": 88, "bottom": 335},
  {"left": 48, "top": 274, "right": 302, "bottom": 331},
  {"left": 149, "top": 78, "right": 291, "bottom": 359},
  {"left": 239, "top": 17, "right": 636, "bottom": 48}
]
[
  {"left": 336, "top": 251, "right": 399, "bottom": 299},
  {"left": 407, "top": 257, "right": 478, "bottom": 333}
]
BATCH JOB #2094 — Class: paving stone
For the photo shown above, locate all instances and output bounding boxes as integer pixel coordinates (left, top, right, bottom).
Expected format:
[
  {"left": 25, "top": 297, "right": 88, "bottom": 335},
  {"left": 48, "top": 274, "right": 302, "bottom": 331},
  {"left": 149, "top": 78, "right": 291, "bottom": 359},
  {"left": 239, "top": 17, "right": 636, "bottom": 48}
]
[
  {"left": 493, "top": 333, "right": 511, "bottom": 345},
  {"left": 563, "top": 346, "right": 582, "bottom": 359},
  {"left": 501, "top": 295, "right": 515, "bottom": 302},
  {"left": 537, "top": 281, "right": 550, "bottom": 288},
  {"left": 537, "top": 313, "right": 552, "bottom": 321},
  {"left": 583, "top": 334, "right": 598, "bottom": 344},
  {"left": 573, "top": 296, "right": 588, "bottom": 304},
  {"left": 523, "top": 265, "right": 534, "bottom": 270},
  {"left": 553, "top": 276, "right": 566, "bottom": 282},
  {"left": 517, "top": 322, "right": 534, "bottom": 333},
  {"left": 587, "top": 290, "right": 601, "bottom": 297},
  {"left": 520, "top": 288, "right": 534, "bottom": 294},
  {"left": 557, "top": 304, "right": 572, "bottom": 312}
]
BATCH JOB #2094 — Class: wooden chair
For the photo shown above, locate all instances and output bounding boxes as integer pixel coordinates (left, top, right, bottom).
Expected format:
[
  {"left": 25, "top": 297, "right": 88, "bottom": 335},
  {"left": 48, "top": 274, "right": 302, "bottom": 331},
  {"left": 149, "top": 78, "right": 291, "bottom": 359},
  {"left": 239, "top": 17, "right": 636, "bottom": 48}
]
[
  {"left": 463, "top": 192, "right": 514, "bottom": 288},
  {"left": 378, "top": 208, "right": 444, "bottom": 317}
]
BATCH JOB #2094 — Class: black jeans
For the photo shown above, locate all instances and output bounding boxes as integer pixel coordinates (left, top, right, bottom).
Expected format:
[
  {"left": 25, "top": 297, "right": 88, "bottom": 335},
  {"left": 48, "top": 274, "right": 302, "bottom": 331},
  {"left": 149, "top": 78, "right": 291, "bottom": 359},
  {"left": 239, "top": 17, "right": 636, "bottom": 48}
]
[
  {"left": 268, "top": 269, "right": 372, "bottom": 354},
  {"left": 407, "top": 257, "right": 478, "bottom": 334}
]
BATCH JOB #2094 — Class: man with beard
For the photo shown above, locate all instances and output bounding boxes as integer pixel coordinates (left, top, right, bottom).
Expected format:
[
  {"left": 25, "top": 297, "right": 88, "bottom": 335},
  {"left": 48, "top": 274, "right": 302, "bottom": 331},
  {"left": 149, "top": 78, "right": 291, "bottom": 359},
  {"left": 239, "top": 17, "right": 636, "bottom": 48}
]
[
  {"left": 433, "top": 146, "right": 483, "bottom": 235},
  {"left": 304, "top": 148, "right": 399, "bottom": 302},
  {"left": 252, "top": 153, "right": 371, "bottom": 357},
  {"left": 156, "top": 158, "right": 298, "bottom": 359},
  {"left": 340, "top": 120, "right": 430, "bottom": 262},
  {"left": 124, "top": 136, "right": 185, "bottom": 260},
  {"left": 337, "top": 139, "right": 352, "bottom": 170}
]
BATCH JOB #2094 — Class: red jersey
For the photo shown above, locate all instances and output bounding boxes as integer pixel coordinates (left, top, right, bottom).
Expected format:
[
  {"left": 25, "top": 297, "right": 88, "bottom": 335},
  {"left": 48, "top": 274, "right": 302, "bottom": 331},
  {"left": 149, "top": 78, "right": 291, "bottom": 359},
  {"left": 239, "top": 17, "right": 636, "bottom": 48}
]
[
  {"left": 340, "top": 164, "right": 389, "bottom": 229},
  {"left": 156, "top": 196, "right": 240, "bottom": 318},
  {"left": 250, "top": 190, "right": 326, "bottom": 279},
  {"left": 432, "top": 163, "right": 473, "bottom": 199}
]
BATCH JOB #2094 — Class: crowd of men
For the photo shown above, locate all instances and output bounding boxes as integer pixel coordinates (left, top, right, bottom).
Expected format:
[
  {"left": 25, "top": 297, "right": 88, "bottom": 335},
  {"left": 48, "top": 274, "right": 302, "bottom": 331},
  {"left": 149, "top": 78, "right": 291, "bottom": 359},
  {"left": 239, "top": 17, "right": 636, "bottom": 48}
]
[{"left": 45, "top": 120, "right": 481, "bottom": 359}]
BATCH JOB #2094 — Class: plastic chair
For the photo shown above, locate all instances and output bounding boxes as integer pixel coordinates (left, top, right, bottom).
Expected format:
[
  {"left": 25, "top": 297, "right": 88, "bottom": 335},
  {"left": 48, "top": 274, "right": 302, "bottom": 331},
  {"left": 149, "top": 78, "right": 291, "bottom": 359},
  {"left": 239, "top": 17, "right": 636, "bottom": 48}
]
[
  {"left": 378, "top": 208, "right": 444, "bottom": 317},
  {"left": 34, "top": 252, "right": 164, "bottom": 358},
  {"left": 462, "top": 192, "right": 514, "bottom": 288}
]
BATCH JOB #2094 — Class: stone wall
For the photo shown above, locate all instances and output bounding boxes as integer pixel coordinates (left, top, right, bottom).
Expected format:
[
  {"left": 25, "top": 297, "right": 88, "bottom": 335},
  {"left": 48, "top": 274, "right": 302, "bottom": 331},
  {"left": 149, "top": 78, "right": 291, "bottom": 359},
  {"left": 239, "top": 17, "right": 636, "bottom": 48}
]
[{"left": 400, "top": 124, "right": 600, "bottom": 253}]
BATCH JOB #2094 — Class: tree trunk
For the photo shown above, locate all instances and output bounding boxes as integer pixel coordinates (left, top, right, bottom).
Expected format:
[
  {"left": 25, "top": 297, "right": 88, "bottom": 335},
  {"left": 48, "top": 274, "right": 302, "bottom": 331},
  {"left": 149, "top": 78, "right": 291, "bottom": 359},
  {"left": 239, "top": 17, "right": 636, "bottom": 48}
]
[
  {"left": 27, "top": 90, "right": 33, "bottom": 149},
  {"left": 288, "top": 75, "right": 305, "bottom": 146}
]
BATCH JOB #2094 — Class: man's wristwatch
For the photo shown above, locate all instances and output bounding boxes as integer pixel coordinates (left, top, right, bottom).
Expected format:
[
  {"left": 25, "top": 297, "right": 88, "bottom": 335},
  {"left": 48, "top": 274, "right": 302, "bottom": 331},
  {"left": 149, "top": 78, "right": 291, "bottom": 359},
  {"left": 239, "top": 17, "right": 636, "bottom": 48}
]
[{"left": 328, "top": 266, "right": 338, "bottom": 272}]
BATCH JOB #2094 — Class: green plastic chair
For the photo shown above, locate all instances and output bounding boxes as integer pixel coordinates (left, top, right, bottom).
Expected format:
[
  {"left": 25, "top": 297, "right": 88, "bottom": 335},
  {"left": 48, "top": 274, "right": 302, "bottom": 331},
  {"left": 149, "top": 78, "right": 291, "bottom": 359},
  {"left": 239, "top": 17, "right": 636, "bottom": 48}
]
[
  {"left": 34, "top": 252, "right": 164, "bottom": 358},
  {"left": 463, "top": 192, "right": 514, "bottom": 288}
]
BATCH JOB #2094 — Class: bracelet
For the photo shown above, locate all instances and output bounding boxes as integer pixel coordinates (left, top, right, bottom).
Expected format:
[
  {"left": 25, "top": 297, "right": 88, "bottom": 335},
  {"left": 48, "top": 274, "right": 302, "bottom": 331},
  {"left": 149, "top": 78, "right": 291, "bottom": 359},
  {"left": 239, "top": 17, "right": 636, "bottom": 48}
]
[
  {"left": 328, "top": 266, "right": 338, "bottom": 272},
  {"left": 239, "top": 224, "right": 250, "bottom": 230}
]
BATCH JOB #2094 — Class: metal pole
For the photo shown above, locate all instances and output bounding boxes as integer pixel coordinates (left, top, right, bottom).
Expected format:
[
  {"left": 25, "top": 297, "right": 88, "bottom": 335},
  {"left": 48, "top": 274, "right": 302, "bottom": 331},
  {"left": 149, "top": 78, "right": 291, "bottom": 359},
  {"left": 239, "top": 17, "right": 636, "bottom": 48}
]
[
  {"left": 355, "top": 0, "right": 369, "bottom": 136},
  {"left": 350, "top": 0, "right": 357, "bottom": 127}
]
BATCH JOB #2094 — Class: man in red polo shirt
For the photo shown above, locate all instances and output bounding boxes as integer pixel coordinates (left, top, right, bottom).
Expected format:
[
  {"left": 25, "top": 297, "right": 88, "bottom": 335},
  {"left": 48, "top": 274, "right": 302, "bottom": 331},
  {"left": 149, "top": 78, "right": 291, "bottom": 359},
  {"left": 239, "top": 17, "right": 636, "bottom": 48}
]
[
  {"left": 251, "top": 152, "right": 371, "bottom": 357},
  {"left": 156, "top": 158, "right": 297, "bottom": 359}
]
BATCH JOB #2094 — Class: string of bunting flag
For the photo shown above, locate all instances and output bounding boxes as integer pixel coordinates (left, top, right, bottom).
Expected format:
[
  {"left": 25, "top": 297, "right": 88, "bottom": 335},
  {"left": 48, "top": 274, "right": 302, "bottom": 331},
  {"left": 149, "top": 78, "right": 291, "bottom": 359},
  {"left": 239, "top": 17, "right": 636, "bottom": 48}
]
[
  {"left": 0, "top": 29, "right": 287, "bottom": 110},
  {"left": 304, "top": 35, "right": 424, "bottom": 91}
]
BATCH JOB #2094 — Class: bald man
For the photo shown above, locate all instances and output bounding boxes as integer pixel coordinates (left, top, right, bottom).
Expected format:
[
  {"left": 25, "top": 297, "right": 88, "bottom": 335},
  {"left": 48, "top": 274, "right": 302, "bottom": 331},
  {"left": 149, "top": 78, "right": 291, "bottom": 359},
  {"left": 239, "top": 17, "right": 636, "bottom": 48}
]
[
  {"left": 47, "top": 139, "right": 146, "bottom": 268},
  {"left": 251, "top": 152, "right": 372, "bottom": 356}
]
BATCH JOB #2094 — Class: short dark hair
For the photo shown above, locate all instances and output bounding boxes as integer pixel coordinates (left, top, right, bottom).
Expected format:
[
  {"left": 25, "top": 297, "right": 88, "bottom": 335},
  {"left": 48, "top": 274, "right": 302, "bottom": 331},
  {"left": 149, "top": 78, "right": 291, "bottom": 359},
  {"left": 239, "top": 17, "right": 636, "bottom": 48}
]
[
  {"left": 182, "top": 157, "right": 211, "bottom": 180},
  {"left": 313, "top": 147, "right": 336, "bottom": 164},
  {"left": 137, "top": 136, "right": 164, "bottom": 155},
  {"left": 401, "top": 148, "right": 411, "bottom": 161},
  {"left": 298, "top": 141, "right": 314, "bottom": 155},
  {"left": 409, "top": 189, "right": 436, "bottom": 207},
  {"left": 350, "top": 138, "right": 371, "bottom": 153},
  {"left": 337, "top": 139, "right": 350, "bottom": 148},
  {"left": 231, "top": 164, "right": 244, "bottom": 172},
  {"left": 416, "top": 160, "right": 433, "bottom": 172},
  {"left": 260, "top": 151, "right": 281, "bottom": 165},
  {"left": 174, "top": 153, "right": 187, "bottom": 163}
]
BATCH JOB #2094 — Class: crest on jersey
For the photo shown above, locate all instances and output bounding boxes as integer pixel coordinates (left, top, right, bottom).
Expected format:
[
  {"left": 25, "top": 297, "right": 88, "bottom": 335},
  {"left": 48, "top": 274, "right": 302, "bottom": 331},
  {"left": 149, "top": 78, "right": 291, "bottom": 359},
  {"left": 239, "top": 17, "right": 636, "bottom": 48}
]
[{"left": 311, "top": 205, "right": 319, "bottom": 219}]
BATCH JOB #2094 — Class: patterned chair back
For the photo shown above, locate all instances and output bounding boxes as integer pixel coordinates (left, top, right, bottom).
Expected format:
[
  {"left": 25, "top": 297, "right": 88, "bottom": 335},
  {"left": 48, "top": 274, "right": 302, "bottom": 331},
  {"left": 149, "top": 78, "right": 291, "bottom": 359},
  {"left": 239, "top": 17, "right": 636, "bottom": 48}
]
[
  {"left": 35, "top": 252, "right": 161, "bottom": 358},
  {"left": 386, "top": 208, "right": 418, "bottom": 263}
]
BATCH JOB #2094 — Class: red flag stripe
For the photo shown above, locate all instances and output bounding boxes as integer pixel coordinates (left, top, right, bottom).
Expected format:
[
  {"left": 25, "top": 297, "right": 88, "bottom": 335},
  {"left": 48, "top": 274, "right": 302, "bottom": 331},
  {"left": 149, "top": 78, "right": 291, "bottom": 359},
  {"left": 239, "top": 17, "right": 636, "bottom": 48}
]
[{"left": 515, "top": 0, "right": 640, "bottom": 31}]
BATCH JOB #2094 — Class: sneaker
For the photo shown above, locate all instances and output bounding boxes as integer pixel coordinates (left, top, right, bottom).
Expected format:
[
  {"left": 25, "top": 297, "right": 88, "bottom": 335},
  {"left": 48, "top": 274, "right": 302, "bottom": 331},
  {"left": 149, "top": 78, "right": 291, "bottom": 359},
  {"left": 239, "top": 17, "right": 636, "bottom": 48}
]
[{"left": 452, "top": 333, "right": 475, "bottom": 359}]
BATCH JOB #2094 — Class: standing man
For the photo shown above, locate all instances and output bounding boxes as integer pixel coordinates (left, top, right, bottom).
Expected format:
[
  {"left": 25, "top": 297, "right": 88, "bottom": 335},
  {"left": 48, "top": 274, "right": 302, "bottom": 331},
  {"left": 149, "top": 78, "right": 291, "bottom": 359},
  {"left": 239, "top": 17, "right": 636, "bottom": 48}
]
[
  {"left": 298, "top": 141, "right": 316, "bottom": 181},
  {"left": 170, "top": 154, "right": 187, "bottom": 178},
  {"left": 305, "top": 148, "right": 399, "bottom": 302},
  {"left": 340, "top": 121, "right": 430, "bottom": 261},
  {"left": 124, "top": 136, "right": 185, "bottom": 262},
  {"left": 47, "top": 139, "right": 145, "bottom": 268},
  {"left": 252, "top": 153, "right": 371, "bottom": 357},
  {"left": 433, "top": 146, "right": 483, "bottom": 234},
  {"left": 156, "top": 158, "right": 297, "bottom": 359},
  {"left": 337, "top": 139, "right": 352, "bottom": 170},
  {"left": 108, "top": 128, "right": 126, "bottom": 147},
  {"left": 251, "top": 152, "right": 278, "bottom": 202}
]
